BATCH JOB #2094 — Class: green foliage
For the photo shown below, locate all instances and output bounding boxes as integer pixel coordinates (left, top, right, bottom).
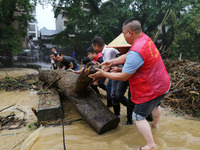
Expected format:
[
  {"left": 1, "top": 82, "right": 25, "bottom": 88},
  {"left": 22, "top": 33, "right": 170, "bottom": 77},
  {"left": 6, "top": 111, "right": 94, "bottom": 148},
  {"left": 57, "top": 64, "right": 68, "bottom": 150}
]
[
  {"left": 168, "top": 1, "right": 200, "bottom": 60},
  {"left": 0, "top": 0, "right": 36, "bottom": 56},
  {"left": 0, "top": 26, "right": 22, "bottom": 55},
  {"left": 95, "top": 0, "right": 133, "bottom": 43},
  {"left": 49, "top": 0, "right": 199, "bottom": 60}
]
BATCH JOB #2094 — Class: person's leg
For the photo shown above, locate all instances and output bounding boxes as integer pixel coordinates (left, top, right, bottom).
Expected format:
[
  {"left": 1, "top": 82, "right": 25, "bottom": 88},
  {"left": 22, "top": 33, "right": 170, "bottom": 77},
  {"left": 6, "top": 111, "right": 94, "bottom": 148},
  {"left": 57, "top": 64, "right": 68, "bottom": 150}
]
[
  {"left": 126, "top": 85, "right": 135, "bottom": 124},
  {"left": 53, "top": 64, "right": 57, "bottom": 70},
  {"left": 115, "top": 81, "right": 128, "bottom": 106},
  {"left": 106, "top": 79, "right": 112, "bottom": 107},
  {"left": 127, "top": 98, "right": 135, "bottom": 124},
  {"left": 133, "top": 95, "right": 164, "bottom": 150},
  {"left": 98, "top": 78, "right": 106, "bottom": 91},
  {"left": 106, "top": 79, "right": 112, "bottom": 98},
  {"left": 90, "top": 85, "right": 100, "bottom": 94},
  {"left": 135, "top": 119, "right": 156, "bottom": 149},
  {"left": 152, "top": 106, "right": 161, "bottom": 128},
  {"left": 113, "top": 104, "right": 120, "bottom": 116},
  {"left": 111, "top": 80, "right": 118, "bottom": 105},
  {"left": 111, "top": 80, "right": 120, "bottom": 115}
]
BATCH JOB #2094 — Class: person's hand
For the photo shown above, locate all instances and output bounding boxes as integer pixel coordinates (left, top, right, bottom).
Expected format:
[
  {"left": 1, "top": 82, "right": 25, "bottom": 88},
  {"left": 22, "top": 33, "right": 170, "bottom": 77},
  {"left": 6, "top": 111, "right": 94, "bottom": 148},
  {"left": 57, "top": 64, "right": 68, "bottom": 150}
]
[
  {"left": 100, "top": 60, "right": 113, "bottom": 72},
  {"left": 88, "top": 68, "right": 105, "bottom": 79},
  {"left": 89, "top": 78, "right": 101, "bottom": 85},
  {"left": 67, "top": 68, "right": 74, "bottom": 72},
  {"left": 93, "top": 80, "right": 99, "bottom": 86},
  {"left": 95, "top": 62, "right": 100, "bottom": 65},
  {"left": 110, "top": 66, "right": 119, "bottom": 72}
]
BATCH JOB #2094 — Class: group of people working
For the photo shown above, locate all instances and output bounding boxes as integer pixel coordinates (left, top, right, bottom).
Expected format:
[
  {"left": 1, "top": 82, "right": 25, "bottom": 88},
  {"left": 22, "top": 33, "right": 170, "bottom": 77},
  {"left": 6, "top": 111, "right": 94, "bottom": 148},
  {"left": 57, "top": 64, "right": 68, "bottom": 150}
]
[
  {"left": 89, "top": 19, "right": 171, "bottom": 150},
  {"left": 50, "top": 19, "right": 171, "bottom": 150},
  {"left": 75, "top": 37, "right": 130, "bottom": 120}
]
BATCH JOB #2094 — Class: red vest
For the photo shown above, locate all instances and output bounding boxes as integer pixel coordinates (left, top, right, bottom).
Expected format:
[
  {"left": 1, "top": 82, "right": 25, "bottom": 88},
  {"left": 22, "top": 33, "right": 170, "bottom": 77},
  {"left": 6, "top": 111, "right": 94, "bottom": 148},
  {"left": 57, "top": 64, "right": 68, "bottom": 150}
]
[
  {"left": 129, "top": 33, "right": 170, "bottom": 104},
  {"left": 93, "top": 53, "right": 103, "bottom": 63}
]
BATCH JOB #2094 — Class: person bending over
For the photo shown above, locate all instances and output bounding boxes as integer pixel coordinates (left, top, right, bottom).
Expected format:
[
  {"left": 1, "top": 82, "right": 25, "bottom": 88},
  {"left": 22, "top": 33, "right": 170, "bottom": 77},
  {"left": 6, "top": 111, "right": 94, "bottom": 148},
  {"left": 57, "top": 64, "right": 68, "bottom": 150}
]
[{"left": 56, "top": 53, "right": 80, "bottom": 71}]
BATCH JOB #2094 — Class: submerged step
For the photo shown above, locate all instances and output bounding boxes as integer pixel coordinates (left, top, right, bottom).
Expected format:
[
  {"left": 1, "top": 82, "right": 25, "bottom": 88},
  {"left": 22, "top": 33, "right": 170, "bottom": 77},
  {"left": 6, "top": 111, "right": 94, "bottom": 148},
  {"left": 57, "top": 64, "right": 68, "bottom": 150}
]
[{"left": 37, "top": 89, "right": 62, "bottom": 122}]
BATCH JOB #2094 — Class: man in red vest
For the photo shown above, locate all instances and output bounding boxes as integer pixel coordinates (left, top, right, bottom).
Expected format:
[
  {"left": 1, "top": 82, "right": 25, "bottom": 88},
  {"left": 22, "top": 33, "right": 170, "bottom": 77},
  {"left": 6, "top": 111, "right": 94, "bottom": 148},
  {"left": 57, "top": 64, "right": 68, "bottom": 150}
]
[{"left": 89, "top": 19, "right": 171, "bottom": 150}]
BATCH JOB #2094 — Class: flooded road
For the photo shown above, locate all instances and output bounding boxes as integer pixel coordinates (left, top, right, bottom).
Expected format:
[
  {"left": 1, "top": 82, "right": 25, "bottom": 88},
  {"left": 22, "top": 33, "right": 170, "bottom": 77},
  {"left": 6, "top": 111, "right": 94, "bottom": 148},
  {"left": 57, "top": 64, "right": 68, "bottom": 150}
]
[
  {"left": 0, "top": 68, "right": 38, "bottom": 79},
  {"left": 0, "top": 68, "right": 200, "bottom": 150}
]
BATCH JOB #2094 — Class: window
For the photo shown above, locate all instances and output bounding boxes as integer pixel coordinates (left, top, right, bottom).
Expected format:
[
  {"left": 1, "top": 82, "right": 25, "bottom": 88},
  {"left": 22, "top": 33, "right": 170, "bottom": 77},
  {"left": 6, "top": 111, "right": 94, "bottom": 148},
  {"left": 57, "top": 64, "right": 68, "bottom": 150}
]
[{"left": 29, "top": 25, "right": 35, "bottom": 31}]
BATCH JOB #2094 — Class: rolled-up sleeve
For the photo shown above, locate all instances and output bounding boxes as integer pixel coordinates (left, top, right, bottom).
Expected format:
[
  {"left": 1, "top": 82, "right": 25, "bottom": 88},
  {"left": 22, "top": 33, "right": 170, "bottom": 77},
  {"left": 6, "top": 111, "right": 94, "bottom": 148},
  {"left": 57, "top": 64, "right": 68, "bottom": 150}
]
[{"left": 122, "top": 51, "right": 144, "bottom": 74}]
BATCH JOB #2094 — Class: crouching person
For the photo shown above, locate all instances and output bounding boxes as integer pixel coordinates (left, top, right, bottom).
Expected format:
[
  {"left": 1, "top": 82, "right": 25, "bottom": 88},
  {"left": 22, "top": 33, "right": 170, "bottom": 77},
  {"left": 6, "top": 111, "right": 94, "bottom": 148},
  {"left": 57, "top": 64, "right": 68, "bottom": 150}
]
[{"left": 56, "top": 53, "right": 80, "bottom": 71}]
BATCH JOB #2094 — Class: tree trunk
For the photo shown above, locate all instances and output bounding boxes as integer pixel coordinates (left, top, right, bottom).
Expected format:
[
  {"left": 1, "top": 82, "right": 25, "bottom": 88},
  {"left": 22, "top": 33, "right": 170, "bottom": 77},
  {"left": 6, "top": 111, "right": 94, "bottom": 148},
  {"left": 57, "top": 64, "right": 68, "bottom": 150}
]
[{"left": 38, "top": 68, "right": 120, "bottom": 134}]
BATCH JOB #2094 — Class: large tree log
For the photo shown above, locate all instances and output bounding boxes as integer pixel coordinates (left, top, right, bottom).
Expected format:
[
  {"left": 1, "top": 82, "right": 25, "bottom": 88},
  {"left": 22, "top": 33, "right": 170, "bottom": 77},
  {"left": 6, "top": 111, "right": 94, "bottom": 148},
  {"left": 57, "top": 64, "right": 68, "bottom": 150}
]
[{"left": 38, "top": 66, "right": 120, "bottom": 134}]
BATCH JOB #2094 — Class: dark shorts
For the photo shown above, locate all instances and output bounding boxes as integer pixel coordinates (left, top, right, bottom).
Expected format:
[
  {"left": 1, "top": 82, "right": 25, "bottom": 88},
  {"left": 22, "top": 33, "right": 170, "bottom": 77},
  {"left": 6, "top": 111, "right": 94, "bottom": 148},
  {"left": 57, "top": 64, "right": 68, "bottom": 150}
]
[{"left": 132, "top": 94, "right": 166, "bottom": 121}]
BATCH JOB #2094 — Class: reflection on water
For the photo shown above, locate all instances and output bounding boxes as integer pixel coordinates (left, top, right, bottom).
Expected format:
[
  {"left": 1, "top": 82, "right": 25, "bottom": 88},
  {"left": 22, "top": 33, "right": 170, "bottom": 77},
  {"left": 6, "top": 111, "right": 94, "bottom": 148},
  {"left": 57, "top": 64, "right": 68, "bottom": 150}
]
[{"left": 0, "top": 68, "right": 200, "bottom": 150}]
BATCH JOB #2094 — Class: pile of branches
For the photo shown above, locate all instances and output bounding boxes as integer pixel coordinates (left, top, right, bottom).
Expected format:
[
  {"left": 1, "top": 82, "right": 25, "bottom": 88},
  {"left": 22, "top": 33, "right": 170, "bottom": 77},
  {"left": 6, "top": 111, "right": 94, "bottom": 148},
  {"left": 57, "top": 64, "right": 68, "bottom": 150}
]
[
  {"left": 0, "top": 73, "right": 41, "bottom": 91},
  {"left": 163, "top": 60, "right": 200, "bottom": 118},
  {"left": 0, "top": 104, "right": 27, "bottom": 131}
]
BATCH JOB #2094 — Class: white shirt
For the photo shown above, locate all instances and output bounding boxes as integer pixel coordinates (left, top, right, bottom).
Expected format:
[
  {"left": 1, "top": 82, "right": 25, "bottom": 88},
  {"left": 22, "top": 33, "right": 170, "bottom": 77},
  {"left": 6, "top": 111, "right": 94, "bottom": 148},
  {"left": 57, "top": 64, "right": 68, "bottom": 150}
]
[
  {"left": 101, "top": 45, "right": 119, "bottom": 61},
  {"left": 51, "top": 59, "right": 55, "bottom": 64}
]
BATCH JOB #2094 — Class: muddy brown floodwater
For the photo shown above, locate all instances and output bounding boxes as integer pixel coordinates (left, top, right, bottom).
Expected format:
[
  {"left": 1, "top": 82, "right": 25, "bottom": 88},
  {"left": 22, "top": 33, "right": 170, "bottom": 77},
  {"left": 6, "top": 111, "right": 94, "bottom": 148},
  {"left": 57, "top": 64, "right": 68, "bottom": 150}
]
[{"left": 0, "top": 68, "right": 200, "bottom": 150}]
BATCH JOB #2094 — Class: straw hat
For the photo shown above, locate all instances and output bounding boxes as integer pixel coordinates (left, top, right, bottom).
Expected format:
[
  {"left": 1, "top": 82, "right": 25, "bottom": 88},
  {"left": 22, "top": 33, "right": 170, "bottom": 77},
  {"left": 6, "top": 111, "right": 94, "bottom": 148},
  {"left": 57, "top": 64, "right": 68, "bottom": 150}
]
[{"left": 107, "top": 33, "right": 131, "bottom": 48}]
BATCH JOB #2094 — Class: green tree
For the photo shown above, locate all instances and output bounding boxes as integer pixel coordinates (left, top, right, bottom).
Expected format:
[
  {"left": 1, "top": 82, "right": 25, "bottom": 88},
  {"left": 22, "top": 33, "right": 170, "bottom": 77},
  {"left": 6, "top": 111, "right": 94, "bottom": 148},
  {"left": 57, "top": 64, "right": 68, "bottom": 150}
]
[
  {"left": 51, "top": 0, "right": 134, "bottom": 55},
  {"left": 51, "top": 0, "right": 102, "bottom": 53},
  {"left": 168, "top": 1, "right": 200, "bottom": 60},
  {"left": 49, "top": 0, "right": 199, "bottom": 60},
  {"left": 0, "top": 0, "right": 36, "bottom": 57}
]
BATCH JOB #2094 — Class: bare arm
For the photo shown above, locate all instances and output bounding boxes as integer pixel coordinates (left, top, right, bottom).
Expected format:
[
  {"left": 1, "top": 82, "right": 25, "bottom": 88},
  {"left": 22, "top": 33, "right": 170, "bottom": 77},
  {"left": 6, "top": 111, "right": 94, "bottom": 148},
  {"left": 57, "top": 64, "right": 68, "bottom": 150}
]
[
  {"left": 111, "top": 54, "right": 127, "bottom": 65},
  {"left": 74, "top": 67, "right": 84, "bottom": 74},
  {"left": 101, "top": 54, "right": 127, "bottom": 71},
  {"left": 62, "top": 66, "right": 66, "bottom": 70},
  {"left": 102, "top": 54, "right": 126, "bottom": 66},
  {"left": 68, "top": 62, "right": 74, "bottom": 69},
  {"left": 88, "top": 68, "right": 132, "bottom": 81}
]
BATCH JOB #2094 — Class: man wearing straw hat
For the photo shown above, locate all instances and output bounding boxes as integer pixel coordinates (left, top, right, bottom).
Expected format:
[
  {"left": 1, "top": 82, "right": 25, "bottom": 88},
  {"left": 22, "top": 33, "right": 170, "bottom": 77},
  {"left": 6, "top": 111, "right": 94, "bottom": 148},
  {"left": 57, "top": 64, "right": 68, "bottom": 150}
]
[
  {"left": 89, "top": 19, "right": 170, "bottom": 150},
  {"left": 107, "top": 33, "right": 133, "bottom": 122}
]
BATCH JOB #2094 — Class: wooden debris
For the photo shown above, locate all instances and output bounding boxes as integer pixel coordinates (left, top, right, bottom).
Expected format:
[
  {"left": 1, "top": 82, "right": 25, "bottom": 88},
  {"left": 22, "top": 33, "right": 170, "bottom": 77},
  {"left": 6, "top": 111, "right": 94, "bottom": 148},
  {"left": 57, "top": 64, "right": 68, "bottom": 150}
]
[
  {"left": 0, "top": 73, "right": 41, "bottom": 91},
  {"left": 38, "top": 64, "right": 120, "bottom": 134},
  {"left": 163, "top": 60, "right": 200, "bottom": 118},
  {"left": 39, "top": 118, "right": 82, "bottom": 127},
  {"left": 0, "top": 110, "right": 27, "bottom": 131},
  {"left": 0, "top": 104, "right": 16, "bottom": 112}
]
